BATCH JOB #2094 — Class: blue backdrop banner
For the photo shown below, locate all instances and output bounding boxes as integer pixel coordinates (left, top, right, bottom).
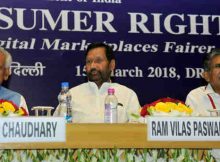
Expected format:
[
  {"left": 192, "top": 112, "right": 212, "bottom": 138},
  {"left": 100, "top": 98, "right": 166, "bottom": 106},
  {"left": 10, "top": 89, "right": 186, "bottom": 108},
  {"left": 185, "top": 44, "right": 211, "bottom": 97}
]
[{"left": 0, "top": 0, "right": 219, "bottom": 114}]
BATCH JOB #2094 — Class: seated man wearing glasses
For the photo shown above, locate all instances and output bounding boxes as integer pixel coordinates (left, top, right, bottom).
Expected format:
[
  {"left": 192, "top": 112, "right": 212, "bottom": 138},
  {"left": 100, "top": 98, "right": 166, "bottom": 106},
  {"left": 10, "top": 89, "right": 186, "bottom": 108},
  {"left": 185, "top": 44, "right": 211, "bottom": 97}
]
[
  {"left": 0, "top": 47, "right": 28, "bottom": 114},
  {"left": 186, "top": 48, "right": 220, "bottom": 160}
]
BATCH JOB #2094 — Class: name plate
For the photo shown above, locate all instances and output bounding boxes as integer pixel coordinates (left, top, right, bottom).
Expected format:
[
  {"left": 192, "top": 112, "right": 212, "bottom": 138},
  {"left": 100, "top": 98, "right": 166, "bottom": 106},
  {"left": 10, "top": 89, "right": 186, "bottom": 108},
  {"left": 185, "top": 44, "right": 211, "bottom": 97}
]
[
  {"left": 0, "top": 117, "right": 66, "bottom": 143},
  {"left": 148, "top": 117, "right": 220, "bottom": 141}
]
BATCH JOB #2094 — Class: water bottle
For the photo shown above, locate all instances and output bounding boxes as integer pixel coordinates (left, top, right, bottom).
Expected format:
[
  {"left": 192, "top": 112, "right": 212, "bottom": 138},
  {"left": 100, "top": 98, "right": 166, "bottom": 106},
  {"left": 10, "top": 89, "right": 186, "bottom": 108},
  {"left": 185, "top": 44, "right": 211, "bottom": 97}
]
[
  {"left": 58, "top": 82, "right": 72, "bottom": 123},
  {"left": 104, "top": 88, "right": 118, "bottom": 123},
  {"left": 65, "top": 89, "right": 73, "bottom": 123}
]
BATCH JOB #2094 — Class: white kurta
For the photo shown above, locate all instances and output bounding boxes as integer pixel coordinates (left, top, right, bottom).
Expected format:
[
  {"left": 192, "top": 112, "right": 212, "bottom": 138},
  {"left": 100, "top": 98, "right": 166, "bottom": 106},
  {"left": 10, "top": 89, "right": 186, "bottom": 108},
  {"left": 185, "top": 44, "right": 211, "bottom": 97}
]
[
  {"left": 185, "top": 84, "right": 220, "bottom": 116},
  {"left": 54, "top": 82, "right": 140, "bottom": 123},
  {"left": 186, "top": 83, "right": 220, "bottom": 160}
]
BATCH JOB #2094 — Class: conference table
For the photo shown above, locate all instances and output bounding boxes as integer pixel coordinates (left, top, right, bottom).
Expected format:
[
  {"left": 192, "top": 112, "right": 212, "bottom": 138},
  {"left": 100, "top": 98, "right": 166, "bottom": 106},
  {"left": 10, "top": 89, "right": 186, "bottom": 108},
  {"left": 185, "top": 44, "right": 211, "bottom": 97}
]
[{"left": 0, "top": 123, "right": 217, "bottom": 161}]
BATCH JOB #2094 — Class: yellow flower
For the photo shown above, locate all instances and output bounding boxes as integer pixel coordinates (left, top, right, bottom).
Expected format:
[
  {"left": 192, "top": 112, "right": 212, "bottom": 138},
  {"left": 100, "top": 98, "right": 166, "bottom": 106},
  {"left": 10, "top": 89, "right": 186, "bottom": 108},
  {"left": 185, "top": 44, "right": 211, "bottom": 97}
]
[
  {"left": 2, "top": 101, "right": 16, "bottom": 112},
  {"left": 166, "top": 102, "right": 178, "bottom": 110},
  {"left": 185, "top": 108, "right": 193, "bottom": 114},
  {"left": 175, "top": 103, "right": 192, "bottom": 114},
  {"left": 0, "top": 108, "right": 4, "bottom": 114},
  {"left": 155, "top": 102, "right": 171, "bottom": 113},
  {"left": 148, "top": 106, "right": 156, "bottom": 111},
  {"left": 142, "top": 97, "right": 193, "bottom": 117},
  {"left": 177, "top": 103, "right": 188, "bottom": 109},
  {"left": 17, "top": 108, "right": 25, "bottom": 115}
]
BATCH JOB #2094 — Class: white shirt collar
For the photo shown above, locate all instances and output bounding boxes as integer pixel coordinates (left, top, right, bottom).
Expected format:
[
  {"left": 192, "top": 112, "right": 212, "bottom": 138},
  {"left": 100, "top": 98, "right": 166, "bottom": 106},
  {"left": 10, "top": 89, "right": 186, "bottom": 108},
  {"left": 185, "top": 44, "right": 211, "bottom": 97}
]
[
  {"left": 204, "top": 83, "right": 216, "bottom": 94},
  {"left": 88, "top": 81, "right": 114, "bottom": 94}
]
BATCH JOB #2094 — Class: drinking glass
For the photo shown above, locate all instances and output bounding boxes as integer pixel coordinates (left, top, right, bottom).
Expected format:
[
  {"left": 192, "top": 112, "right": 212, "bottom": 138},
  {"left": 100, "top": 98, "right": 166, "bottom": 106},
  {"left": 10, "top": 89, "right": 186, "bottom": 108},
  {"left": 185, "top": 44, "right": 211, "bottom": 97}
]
[
  {"left": 208, "top": 109, "right": 220, "bottom": 117},
  {"left": 31, "top": 106, "right": 54, "bottom": 116}
]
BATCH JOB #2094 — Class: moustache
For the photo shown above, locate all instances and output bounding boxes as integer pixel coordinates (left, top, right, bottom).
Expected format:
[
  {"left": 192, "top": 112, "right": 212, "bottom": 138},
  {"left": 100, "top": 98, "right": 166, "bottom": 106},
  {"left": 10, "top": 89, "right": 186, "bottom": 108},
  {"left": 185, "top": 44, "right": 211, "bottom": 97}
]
[{"left": 88, "top": 69, "right": 101, "bottom": 75}]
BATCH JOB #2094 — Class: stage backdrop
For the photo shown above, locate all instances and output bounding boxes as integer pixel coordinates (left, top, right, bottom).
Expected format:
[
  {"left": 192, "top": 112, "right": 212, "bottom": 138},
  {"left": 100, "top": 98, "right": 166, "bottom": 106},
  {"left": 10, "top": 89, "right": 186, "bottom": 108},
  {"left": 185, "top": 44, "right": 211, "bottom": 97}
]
[{"left": 0, "top": 0, "right": 220, "bottom": 114}]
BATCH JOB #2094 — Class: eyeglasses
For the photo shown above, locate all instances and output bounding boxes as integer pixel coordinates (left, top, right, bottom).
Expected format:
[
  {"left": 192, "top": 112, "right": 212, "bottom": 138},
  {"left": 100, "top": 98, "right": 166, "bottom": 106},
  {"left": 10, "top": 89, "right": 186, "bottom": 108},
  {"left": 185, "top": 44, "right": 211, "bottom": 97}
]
[{"left": 211, "top": 63, "right": 220, "bottom": 69}]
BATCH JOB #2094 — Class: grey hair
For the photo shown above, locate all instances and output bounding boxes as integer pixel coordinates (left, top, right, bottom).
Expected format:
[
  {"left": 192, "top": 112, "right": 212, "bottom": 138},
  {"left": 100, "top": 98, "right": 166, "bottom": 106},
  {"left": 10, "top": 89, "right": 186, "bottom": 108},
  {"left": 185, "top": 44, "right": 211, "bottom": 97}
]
[
  {"left": 0, "top": 47, "right": 12, "bottom": 68},
  {"left": 203, "top": 48, "right": 220, "bottom": 71}
]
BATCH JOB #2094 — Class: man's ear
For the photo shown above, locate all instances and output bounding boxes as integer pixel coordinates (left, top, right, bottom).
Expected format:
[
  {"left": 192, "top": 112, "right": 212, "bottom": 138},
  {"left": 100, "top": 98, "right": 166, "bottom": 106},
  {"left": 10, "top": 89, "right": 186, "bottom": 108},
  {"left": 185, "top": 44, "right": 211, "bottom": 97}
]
[
  {"left": 109, "top": 59, "right": 115, "bottom": 71},
  {"left": 202, "top": 71, "right": 210, "bottom": 82},
  {"left": 3, "top": 68, "right": 10, "bottom": 81}
]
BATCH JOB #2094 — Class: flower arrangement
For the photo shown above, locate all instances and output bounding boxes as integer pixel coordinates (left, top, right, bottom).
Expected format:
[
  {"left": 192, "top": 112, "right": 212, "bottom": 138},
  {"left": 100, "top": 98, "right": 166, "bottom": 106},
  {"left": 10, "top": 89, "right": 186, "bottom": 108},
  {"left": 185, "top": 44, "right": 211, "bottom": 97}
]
[
  {"left": 141, "top": 97, "right": 193, "bottom": 117},
  {"left": 0, "top": 99, "right": 28, "bottom": 116}
]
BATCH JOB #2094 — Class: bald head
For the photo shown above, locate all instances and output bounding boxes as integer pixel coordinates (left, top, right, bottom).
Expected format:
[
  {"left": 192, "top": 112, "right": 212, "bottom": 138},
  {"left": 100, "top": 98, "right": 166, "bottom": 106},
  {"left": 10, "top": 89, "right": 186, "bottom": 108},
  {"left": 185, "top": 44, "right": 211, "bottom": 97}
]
[
  {"left": 0, "top": 48, "right": 12, "bottom": 68},
  {"left": 0, "top": 48, "right": 12, "bottom": 84}
]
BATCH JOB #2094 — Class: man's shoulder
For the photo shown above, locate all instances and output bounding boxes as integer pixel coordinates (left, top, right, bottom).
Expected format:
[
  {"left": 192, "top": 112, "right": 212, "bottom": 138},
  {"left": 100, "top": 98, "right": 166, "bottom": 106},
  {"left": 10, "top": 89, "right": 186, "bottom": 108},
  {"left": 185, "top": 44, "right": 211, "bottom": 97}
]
[
  {"left": 0, "top": 87, "right": 24, "bottom": 107},
  {"left": 69, "top": 83, "right": 89, "bottom": 92},
  {"left": 187, "top": 86, "right": 206, "bottom": 96},
  {"left": 113, "top": 83, "right": 136, "bottom": 94},
  {"left": 0, "top": 86, "right": 22, "bottom": 98}
]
